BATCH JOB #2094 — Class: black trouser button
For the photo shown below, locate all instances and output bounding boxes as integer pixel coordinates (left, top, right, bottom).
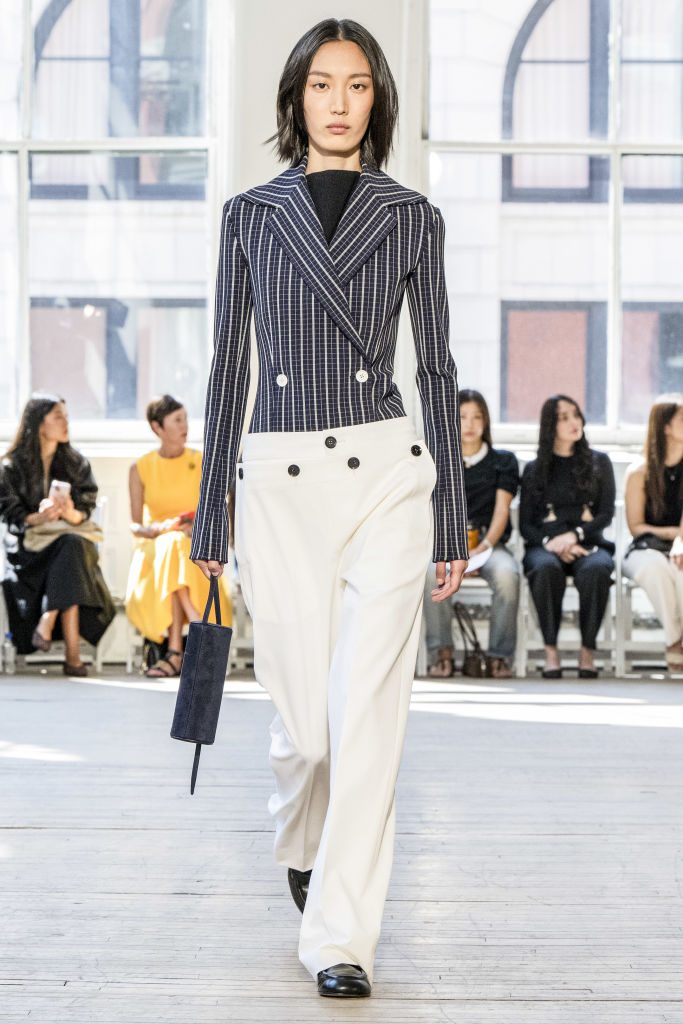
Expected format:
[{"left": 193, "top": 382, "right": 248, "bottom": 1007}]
[
  {"left": 325, "top": 436, "right": 337, "bottom": 449},
  {"left": 238, "top": 467, "right": 243, "bottom": 479},
  {"left": 411, "top": 444, "right": 422, "bottom": 456},
  {"left": 347, "top": 457, "right": 360, "bottom": 469},
  {"left": 288, "top": 464, "right": 300, "bottom": 477}
]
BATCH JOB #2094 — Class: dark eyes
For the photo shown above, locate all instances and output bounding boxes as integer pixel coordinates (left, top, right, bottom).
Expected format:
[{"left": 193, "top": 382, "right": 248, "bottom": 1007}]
[{"left": 310, "top": 82, "right": 368, "bottom": 91}]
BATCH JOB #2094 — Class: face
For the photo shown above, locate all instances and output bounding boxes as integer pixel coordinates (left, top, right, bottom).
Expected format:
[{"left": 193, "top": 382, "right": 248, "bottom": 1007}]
[
  {"left": 460, "top": 402, "right": 485, "bottom": 446},
  {"left": 555, "top": 399, "right": 584, "bottom": 446},
  {"left": 39, "top": 402, "right": 69, "bottom": 444},
  {"left": 664, "top": 405, "right": 683, "bottom": 445},
  {"left": 153, "top": 407, "right": 188, "bottom": 446},
  {"left": 303, "top": 40, "right": 374, "bottom": 162}
]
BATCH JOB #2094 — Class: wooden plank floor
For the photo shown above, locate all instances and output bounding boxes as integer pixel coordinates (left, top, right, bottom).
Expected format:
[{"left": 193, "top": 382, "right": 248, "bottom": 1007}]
[{"left": 2, "top": 670, "right": 683, "bottom": 1022}]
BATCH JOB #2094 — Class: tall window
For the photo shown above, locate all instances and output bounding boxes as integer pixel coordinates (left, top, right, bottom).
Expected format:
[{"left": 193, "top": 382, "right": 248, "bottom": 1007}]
[
  {"left": 429, "top": 0, "right": 683, "bottom": 433},
  {"left": 1, "top": 0, "right": 217, "bottom": 434}
]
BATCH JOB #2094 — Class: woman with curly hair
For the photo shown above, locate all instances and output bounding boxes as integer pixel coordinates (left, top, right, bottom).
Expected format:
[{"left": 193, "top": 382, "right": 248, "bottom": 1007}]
[
  {"left": 520, "top": 395, "right": 615, "bottom": 678},
  {"left": 623, "top": 395, "right": 683, "bottom": 672}
]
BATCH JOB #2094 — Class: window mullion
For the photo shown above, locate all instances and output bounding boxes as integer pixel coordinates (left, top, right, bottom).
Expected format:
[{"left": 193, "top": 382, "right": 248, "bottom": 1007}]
[{"left": 606, "top": 0, "right": 622, "bottom": 431}]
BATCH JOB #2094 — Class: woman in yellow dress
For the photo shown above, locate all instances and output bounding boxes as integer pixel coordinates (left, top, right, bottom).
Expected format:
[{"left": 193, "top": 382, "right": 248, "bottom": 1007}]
[{"left": 126, "top": 394, "right": 231, "bottom": 678}]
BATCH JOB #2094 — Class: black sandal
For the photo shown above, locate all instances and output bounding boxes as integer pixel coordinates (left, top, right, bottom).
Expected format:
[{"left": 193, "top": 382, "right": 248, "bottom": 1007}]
[{"left": 145, "top": 649, "right": 183, "bottom": 678}]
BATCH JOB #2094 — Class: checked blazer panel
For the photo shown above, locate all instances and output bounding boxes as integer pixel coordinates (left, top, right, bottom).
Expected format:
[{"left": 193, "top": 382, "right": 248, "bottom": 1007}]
[{"left": 190, "top": 158, "right": 468, "bottom": 564}]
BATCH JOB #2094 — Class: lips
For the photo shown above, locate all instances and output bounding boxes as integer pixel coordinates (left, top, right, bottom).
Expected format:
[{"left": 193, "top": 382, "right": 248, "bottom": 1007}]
[{"left": 327, "top": 124, "right": 350, "bottom": 134}]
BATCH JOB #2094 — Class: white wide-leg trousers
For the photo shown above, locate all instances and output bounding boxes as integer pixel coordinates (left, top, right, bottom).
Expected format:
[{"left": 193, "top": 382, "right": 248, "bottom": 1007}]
[{"left": 234, "top": 417, "right": 436, "bottom": 982}]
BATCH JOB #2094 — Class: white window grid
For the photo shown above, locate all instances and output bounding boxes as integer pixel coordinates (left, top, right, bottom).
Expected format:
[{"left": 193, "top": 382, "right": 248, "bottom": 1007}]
[
  {"left": 0, "top": 0, "right": 233, "bottom": 448},
  {"left": 424, "top": 0, "right": 683, "bottom": 448}
]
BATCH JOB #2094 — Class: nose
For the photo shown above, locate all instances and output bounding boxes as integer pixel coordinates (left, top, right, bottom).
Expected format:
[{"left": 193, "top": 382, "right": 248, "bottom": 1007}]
[{"left": 330, "top": 88, "right": 347, "bottom": 115}]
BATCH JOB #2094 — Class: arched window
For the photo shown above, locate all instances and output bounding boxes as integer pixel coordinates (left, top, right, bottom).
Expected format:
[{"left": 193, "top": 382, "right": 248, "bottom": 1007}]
[
  {"left": 502, "top": 0, "right": 683, "bottom": 202},
  {"left": 32, "top": 0, "right": 206, "bottom": 198},
  {"left": 502, "top": 0, "right": 609, "bottom": 202}
]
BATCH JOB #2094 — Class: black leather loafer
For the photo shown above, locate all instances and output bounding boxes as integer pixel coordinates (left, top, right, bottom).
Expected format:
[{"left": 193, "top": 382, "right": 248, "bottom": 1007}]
[
  {"left": 317, "top": 963, "right": 371, "bottom": 998},
  {"left": 287, "top": 867, "right": 312, "bottom": 913}
]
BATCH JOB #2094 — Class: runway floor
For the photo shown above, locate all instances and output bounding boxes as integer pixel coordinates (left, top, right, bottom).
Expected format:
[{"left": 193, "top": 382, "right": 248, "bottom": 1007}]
[{"left": 2, "top": 669, "right": 683, "bottom": 1023}]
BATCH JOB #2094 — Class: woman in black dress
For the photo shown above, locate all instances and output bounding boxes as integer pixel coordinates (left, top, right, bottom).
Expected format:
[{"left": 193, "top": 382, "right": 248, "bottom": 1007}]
[
  {"left": 0, "top": 393, "right": 114, "bottom": 675},
  {"left": 520, "top": 394, "right": 615, "bottom": 678}
]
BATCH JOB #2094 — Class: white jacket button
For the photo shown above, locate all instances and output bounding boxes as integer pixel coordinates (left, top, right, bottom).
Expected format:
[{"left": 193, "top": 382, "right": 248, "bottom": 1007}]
[
  {"left": 355, "top": 369, "right": 368, "bottom": 383},
  {"left": 276, "top": 373, "right": 288, "bottom": 387}
]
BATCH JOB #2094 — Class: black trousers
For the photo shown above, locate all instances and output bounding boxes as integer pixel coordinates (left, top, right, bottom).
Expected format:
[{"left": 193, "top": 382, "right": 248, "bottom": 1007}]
[
  {"left": 523, "top": 545, "right": 613, "bottom": 649},
  {"left": 2, "top": 534, "right": 115, "bottom": 655}
]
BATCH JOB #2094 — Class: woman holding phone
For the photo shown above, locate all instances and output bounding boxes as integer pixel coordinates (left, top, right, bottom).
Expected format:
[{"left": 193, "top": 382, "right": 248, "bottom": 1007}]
[{"left": 0, "top": 392, "right": 114, "bottom": 675}]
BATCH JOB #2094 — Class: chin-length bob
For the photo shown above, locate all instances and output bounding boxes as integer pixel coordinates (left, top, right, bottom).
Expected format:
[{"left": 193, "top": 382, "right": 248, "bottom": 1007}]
[{"left": 268, "top": 19, "right": 398, "bottom": 170}]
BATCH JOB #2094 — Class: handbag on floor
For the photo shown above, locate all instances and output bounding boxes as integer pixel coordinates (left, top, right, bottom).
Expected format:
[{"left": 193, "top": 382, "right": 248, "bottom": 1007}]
[
  {"left": 453, "top": 602, "right": 491, "bottom": 678},
  {"left": 170, "top": 575, "right": 232, "bottom": 794}
]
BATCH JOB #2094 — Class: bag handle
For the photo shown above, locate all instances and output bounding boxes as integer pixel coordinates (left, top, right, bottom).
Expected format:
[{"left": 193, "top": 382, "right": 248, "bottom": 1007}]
[{"left": 202, "top": 574, "right": 222, "bottom": 626}]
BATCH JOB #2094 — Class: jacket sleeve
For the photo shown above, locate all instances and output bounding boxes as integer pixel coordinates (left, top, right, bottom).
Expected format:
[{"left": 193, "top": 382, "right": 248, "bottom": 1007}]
[
  {"left": 69, "top": 455, "right": 98, "bottom": 520},
  {"left": 519, "top": 461, "right": 545, "bottom": 547},
  {"left": 0, "top": 461, "right": 31, "bottom": 536},
  {"left": 190, "top": 202, "right": 253, "bottom": 562},
  {"left": 405, "top": 205, "right": 468, "bottom": 562},
  {"left": 582, "top": 451, "right": 616, "bottom": 545}
]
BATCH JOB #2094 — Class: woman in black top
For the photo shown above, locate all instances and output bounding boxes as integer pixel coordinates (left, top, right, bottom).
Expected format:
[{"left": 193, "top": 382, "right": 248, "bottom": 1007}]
[
  {"left": 424, "top": 389, "right": 520, "bottom": 677},
  {"left": 623, "top": 395, "right": 683, "bottom": 672},
  {"left": 0, "top": 393, "right": 114, "bottom": 675},
  {"left": 520, "top": 394, "right": 615, "bottom": 678}
]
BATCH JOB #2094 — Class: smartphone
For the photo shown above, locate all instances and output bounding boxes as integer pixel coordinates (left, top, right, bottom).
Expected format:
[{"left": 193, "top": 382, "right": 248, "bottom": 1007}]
[{"left": 49, "top": 479, "right": 71, "bottom": 499}]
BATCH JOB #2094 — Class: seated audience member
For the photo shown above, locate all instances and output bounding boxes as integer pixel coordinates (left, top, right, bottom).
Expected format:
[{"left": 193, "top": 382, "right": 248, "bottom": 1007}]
[
  {"left": 125, "top": 394, "right": 231, "bottom": 678},
  {"left": 0, "top": 393, "right": 115, "bottom": 676},
  {"left": 623, "top": 394, "right": 683, "bottom": 672},
  {"left": 424, "top": 389, "right": 521, "bottom": 678},
  {"left": 520, "top": 394, "right": 615, "bottom": 678}
]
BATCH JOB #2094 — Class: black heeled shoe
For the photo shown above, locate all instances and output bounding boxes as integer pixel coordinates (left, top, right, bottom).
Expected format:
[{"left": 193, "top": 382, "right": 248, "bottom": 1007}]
[
  {"left": 541, "top": 667, "right": 563, "bottom": 679},
  {"left": 578, "top": 668, "right": 599, "bottom": 679},
  {"left": 287, "top": 867, "right": 312, "bottom": 913},
  {"left": 317, "top": 963, "right": 371, "bottom": 998}
]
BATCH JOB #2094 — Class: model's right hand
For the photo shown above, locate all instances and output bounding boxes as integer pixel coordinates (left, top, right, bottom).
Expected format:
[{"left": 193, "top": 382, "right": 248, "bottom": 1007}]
[{"left": 193, "top": 559, "right": 224, "bottom": 579}]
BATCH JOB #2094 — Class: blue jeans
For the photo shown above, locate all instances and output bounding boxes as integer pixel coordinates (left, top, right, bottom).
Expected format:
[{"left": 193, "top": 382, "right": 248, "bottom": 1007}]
[{"left": 423, "top": 546, "right": 520, "bottom": 661}]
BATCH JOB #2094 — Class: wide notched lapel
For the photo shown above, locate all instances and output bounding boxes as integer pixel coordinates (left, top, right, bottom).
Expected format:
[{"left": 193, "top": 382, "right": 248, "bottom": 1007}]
[
  {"left": 265, "top": 173, "right": 369, "bottom": 360},
  {"left": 329, "top": 173, "right": 397, "bottom": 285}
]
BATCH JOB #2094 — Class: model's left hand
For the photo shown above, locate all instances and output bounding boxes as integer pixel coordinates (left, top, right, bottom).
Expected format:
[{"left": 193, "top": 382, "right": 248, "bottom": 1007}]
[
  {"left": 431, "top": 559, "right": 468, "bottom": 602},
  {"left": 670, "top": 535, "right": 683, "bottom": 571}
]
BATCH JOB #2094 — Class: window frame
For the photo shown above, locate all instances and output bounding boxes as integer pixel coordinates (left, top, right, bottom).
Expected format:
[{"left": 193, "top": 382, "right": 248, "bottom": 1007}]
[
  {"left": 0, "top": 0, "right": 230, "bottom": 446},
  {"left": 426, "top": 0, "right": 683, "bottom": 445},
  {"left": 32, "top": 0, "right": 207, "bottom": 200}
]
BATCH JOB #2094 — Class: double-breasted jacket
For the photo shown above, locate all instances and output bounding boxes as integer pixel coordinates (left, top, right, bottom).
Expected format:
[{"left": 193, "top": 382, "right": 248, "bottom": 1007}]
[{"left": 191, "top": 158, "right": 468, "bottom": 564}]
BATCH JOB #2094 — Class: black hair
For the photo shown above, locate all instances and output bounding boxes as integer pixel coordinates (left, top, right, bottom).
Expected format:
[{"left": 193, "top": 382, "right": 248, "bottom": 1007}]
[
  {"left": 4, "top": 392, "right": 84, "bottom": 503},
  {"left": 268, "top": 19, "right": 398, "bottom": 169},
  {"left": 532, "top": 394, "right": 595, "bottom": 502},
  {"left": 458, "top": 389, "right": 493, "bottom": 448},
  {"left": 146, "top": 394, "right": 184, "bottom": 430}
]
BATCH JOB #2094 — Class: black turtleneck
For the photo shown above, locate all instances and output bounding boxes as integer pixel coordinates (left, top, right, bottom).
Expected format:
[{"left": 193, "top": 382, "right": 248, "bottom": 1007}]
[{"left": 306, "top": 169, "right": 360, "bottom": 244}]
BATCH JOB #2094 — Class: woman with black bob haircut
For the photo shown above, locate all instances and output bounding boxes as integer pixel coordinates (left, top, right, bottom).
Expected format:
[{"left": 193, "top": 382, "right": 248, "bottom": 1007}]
[
  {"left": 270, "top": 18, "right": 398, "bottom": 168},
  {"left": 0, "top": 393, "right": 114, "bottom": 675},
  {"left": 190, "top": 18, "right": 468, "bottom": 998},
  {"left": 520, "top": 394, "right": 615, "bottom": 678}
]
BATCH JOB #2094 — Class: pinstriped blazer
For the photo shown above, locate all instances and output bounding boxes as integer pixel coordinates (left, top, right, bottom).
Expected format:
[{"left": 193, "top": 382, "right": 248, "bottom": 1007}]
[{"left": 190, "top": 157, "right": 468, "bottom": 564}]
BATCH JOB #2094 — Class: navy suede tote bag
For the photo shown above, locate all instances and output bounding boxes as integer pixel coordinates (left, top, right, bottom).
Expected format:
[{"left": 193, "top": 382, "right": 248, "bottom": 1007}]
[{"left": 171, "top": 574, "right": 232, "bottom": 793}]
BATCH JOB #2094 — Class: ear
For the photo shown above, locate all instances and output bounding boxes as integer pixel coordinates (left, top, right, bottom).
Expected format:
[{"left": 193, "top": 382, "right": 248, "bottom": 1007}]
[{"left": 150, "top": 420, "right": 163, "bottom": 439}]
